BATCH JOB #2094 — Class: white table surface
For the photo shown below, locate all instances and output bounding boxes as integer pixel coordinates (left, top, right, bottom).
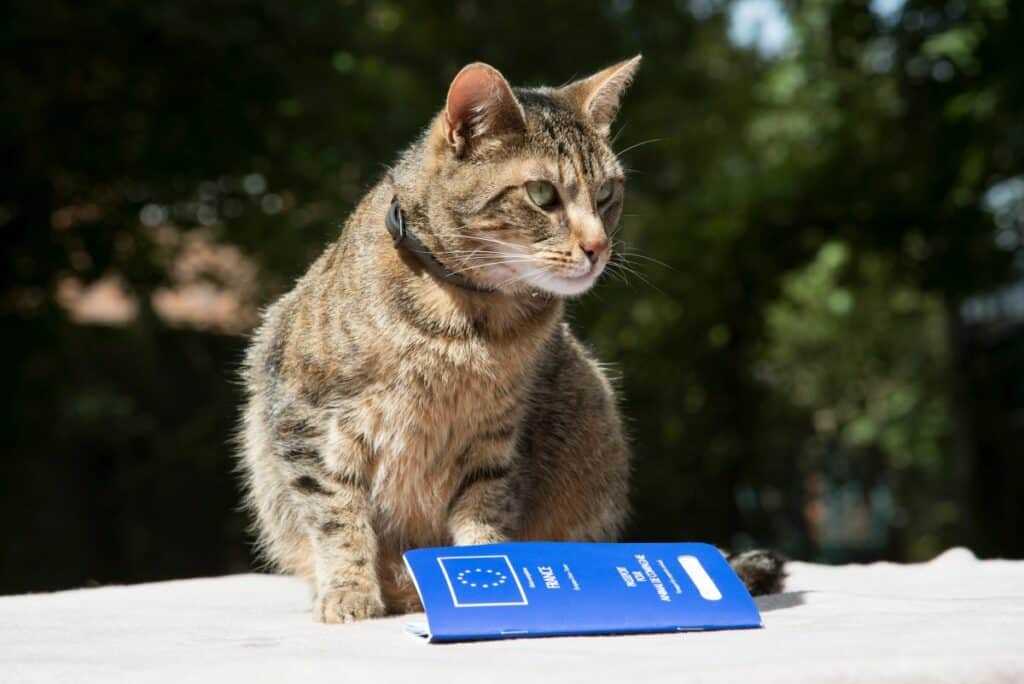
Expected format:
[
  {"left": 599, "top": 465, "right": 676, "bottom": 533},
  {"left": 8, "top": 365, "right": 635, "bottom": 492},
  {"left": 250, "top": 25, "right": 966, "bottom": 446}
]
[{"left": 2, "top": 547, "right": 1022, "bottom": 683}]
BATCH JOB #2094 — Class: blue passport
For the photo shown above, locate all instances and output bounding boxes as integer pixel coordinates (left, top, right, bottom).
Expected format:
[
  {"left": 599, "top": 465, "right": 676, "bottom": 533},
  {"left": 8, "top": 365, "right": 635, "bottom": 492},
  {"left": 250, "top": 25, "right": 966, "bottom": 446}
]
[{"left": 403, "top": 542, "right": 763, "bottom": 642}]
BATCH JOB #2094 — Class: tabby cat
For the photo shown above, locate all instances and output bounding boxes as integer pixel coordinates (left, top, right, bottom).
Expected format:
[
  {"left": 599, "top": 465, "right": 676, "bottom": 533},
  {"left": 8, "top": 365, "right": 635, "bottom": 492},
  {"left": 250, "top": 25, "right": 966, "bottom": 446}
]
[{"left": 239, "top": 57, "right": 784, "bottom": 623}]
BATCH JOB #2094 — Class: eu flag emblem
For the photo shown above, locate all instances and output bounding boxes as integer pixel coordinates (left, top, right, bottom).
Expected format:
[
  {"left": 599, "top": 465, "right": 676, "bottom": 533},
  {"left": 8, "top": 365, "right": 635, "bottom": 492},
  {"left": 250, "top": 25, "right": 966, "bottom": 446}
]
[{"left": 437, "top": 555, "right": 528, "bottom": 607}]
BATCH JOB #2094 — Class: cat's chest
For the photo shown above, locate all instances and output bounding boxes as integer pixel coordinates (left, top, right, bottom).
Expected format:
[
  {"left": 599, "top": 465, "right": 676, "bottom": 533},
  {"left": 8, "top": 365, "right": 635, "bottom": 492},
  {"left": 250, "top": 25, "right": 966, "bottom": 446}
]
[{"left": 351, "top": 342, "right": 528, "bottom": 541}]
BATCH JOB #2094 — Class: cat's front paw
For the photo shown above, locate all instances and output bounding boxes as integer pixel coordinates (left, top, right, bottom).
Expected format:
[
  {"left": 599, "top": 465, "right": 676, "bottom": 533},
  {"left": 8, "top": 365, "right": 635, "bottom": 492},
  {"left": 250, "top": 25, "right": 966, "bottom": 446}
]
[
  {"left": 314, "top": 587, "right": 386, "bottom": 624},
  {"left": 452, "top": 521, "right": 510, "bottom": 546}
]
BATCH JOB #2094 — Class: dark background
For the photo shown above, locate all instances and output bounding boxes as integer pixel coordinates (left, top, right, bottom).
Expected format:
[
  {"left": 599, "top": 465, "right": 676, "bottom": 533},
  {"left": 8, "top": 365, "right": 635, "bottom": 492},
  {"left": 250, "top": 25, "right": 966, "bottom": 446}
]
[{"left": 3, "top": 0, "right": 1022, "bottom": 595}]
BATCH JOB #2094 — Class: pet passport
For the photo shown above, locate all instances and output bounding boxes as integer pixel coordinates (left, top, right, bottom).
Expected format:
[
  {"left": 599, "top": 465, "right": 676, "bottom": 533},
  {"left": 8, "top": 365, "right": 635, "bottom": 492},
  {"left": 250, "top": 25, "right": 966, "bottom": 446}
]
[{"left": 403, "top": 541, "right": 763, "bottom": 642}]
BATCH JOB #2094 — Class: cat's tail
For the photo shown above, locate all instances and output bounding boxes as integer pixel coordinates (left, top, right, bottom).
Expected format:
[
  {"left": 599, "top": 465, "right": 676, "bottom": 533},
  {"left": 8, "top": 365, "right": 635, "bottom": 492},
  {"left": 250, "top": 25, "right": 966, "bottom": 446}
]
[{"left": 727, "top": 549, "right": 787, "bottom": 596}]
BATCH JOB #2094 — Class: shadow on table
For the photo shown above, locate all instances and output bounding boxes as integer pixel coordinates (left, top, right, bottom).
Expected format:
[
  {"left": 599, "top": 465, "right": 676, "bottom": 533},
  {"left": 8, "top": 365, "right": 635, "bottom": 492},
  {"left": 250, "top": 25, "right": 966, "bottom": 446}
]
[{"left": 756, "top": 591, "right": 808, "bottom": 612}]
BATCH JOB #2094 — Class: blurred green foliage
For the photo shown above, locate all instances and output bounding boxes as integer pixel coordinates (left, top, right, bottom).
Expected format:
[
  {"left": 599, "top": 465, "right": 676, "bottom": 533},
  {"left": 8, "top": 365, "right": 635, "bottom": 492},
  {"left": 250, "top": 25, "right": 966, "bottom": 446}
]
[{"left": 2, "top": 0, "right": 1022, "bottom": 592}]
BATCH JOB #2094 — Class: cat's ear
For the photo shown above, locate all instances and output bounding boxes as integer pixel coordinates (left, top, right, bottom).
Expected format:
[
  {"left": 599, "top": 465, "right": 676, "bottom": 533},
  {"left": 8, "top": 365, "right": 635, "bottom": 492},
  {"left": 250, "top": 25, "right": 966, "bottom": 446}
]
[
  {"left": 560, "top": 55, "right": 642, "bottom": 136},
  {"left": 443, "top": 62, "right": 526, "bottom": 156}
]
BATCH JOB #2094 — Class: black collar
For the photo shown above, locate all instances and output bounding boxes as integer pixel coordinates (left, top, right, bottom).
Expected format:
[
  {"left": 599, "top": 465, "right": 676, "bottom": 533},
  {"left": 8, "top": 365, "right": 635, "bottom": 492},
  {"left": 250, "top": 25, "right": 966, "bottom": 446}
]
[{"left": 385, "top": 196, "right": 494, "bottom": 293}]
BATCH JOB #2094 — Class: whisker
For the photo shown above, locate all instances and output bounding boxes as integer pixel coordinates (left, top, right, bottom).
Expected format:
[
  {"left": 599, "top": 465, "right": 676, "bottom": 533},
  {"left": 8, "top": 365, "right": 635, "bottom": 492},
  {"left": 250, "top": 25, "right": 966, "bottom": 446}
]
[
  {"left": 603, "top": 261, "right": 632, "bottom": 287},
  {"left": 460, "top": 234, "right": 526, "bottom": 250},
  {"left": 615, "top": 137, "right": 663, "bottom": 159},
  {"left": 609, "top": 256, "right": 670, "bottom": 296},
  {"left": 495, "top": 270, "right": 535, "bottom": 290},
  {"left": 432, "top": 246, "right": 512, "bottom": 254},
  {"left": 606, "top": 261, "right": 641, "bottom": 291},
  {"left": 610, "top": 121, "right": 629, "bottom": 147},
  {"left": 623, "top": 269, "right": 668, "bottom": 296},
  {"left": 615, "top": 248, "right": 677, "bottom": 272},
  {"left": 447, "top": 258, "right": 537, "bottom": 276}
]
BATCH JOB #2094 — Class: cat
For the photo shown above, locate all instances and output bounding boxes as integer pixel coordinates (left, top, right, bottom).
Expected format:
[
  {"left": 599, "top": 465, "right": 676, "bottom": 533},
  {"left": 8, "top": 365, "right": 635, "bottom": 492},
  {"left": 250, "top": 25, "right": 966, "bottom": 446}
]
[{"left": 238, "top": 57, "right": 784, "bottom": 623}]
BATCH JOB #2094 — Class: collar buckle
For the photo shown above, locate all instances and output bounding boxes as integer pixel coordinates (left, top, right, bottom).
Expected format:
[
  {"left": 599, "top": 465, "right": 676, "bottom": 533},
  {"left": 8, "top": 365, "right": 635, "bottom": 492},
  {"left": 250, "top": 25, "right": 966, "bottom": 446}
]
[{"left": 385, "top": 196, "right": 406, "bottom": 247}]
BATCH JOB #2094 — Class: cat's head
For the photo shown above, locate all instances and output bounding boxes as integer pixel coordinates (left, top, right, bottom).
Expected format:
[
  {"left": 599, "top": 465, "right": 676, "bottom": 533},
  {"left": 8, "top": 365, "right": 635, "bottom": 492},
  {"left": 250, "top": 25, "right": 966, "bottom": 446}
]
[{"left": 416, "top": 57, "right": 641, "bottom": 297}]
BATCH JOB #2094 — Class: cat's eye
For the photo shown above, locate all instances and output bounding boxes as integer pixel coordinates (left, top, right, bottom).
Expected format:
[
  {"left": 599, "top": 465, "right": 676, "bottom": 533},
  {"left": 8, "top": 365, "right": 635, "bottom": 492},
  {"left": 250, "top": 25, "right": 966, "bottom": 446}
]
[
  {"left": 526, "top": 181, "right": 559, "bottom": 209},
  {"left": 595, "top": 181, "right": 615, "bottom": 206}
]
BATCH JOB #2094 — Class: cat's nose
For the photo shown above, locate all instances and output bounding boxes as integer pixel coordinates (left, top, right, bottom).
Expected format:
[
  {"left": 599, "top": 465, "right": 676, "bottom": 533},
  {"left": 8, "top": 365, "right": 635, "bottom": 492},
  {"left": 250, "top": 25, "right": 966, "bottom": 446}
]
[{"left": 580, "top": 237, "right": 609, "bottom": 265}]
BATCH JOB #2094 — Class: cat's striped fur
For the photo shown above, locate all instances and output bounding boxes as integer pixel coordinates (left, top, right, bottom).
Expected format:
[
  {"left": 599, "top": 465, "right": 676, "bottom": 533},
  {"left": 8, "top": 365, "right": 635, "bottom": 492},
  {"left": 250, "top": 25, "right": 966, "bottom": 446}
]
[{"left": 238, "top": 57, "right": 783, "bottom": 622}]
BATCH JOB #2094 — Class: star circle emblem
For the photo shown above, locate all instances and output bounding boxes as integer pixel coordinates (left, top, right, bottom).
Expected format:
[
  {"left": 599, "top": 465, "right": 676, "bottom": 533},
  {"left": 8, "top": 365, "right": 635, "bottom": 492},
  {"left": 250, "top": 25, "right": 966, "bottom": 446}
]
[{"left": 455, "top": 567, "right": 509, "bottom": 589}]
